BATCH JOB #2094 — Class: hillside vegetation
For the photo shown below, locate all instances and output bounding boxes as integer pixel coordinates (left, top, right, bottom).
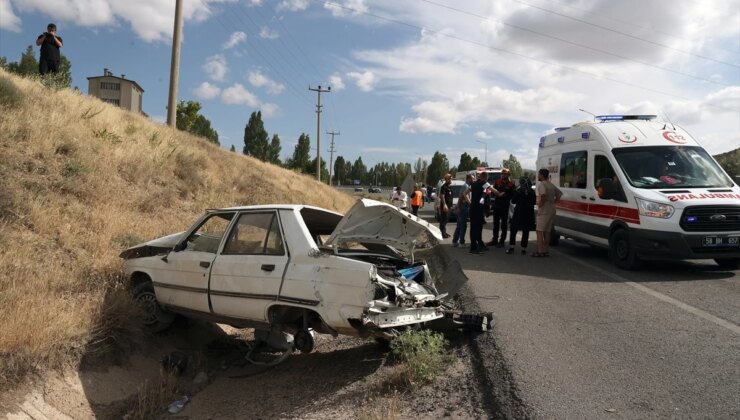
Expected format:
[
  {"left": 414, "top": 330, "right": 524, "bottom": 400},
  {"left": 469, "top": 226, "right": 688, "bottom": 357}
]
[
  {"left": 714, "top": 147, "right": 740, "bottom": 178},
  {"left": 0, "top": 69, "right": 355, "bottom": 387}
]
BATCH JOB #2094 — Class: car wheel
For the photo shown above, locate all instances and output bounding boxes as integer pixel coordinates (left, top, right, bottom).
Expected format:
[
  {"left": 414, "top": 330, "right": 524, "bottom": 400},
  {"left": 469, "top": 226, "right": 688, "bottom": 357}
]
[
  {"left": 714, "top": 258, "right": 740, "bottom": 270},
  {"left": 609, "top": 229, "right": 641, "bottom": 270},
  {"left": 132, "top": 281, "right": 176, "bottom": 332}
]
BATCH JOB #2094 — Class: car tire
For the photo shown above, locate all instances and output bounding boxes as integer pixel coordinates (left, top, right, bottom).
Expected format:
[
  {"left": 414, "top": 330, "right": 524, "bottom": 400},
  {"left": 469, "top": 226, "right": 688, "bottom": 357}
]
[
  {"left": 132, "top": 281, "right": 176, "bottom": 332},
  {"left": 609, "top": 229, "right": 641, "bottom": 270},
  {"left": 714, "top": 258, "right": 740, "bottom": 270}
]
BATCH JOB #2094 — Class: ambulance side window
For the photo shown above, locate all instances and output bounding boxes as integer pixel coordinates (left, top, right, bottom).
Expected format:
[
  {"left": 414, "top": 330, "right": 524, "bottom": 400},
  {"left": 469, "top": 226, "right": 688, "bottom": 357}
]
[
  {"left": 594, "top": 155, "right": 627, "bottom": 202},
  {"left": 560, "top": 151, "right": 587, "bottom": 189}
]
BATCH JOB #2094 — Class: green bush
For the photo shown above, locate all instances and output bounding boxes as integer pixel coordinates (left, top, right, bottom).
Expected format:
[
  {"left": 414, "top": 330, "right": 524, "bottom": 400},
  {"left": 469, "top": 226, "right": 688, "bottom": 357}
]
[{"left": 389, "top": 330, "right": 452, "bottom": 387}]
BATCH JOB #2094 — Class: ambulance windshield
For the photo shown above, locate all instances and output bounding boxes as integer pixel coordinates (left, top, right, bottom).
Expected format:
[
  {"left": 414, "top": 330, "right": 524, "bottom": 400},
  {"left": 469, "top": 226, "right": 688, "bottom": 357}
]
[{"left": 612, "top": 146, "right": 732, "bottom": 189}]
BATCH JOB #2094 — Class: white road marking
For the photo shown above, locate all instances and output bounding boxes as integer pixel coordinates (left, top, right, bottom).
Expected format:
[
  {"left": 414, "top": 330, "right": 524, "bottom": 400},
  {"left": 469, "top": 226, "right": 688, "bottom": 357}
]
[{"left": 555, "top": 250, "right": 740, "bottom": 335}]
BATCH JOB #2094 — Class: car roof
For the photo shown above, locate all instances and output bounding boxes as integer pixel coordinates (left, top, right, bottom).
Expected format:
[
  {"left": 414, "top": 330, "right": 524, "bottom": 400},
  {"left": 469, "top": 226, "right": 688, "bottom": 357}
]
[{"left": 206, "top": 204, "right": 342, "bottom": 216}]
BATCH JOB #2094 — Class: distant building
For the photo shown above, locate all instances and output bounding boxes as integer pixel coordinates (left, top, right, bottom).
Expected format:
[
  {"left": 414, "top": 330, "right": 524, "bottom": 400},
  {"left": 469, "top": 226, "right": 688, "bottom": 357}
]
[{"left": 87, "top": 68, "right": 145, "bottom": 115}]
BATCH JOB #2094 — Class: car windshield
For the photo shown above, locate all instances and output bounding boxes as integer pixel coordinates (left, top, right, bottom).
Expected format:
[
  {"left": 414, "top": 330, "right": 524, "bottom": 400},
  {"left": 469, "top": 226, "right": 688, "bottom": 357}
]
[{"left": 612, "top": 146, "right": 732, "bottom": 189}]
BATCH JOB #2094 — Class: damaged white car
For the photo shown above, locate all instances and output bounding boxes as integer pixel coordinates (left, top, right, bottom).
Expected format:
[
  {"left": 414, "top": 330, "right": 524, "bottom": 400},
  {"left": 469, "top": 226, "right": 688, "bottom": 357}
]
[{"left": 121, "top": 199, "right": 491, "bottom": 354}]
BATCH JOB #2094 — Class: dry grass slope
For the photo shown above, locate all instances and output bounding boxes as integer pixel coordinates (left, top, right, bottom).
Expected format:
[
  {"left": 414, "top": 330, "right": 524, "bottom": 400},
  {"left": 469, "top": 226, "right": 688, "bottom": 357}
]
[{"left": 0, "top": 69, "right": 355, "bottom": 387}]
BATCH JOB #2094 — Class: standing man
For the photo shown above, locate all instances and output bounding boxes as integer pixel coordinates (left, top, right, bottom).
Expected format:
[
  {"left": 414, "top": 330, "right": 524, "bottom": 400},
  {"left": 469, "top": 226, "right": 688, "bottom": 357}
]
[
  {"left": 489, "top": 168, "right": 515, "bottom": 247},
  {"left": 533, "top": 168, "right": 562, "bottom": 257},
  {"left": 391, "top": 186, "right": 408, "bottom": 211},
  {"left": 36, "top": 23, "right": 63, "bottom": 75},
  {"left": 410, "top": 185, "right": 424, "bottom": 216},
  {"left": 464, "top": 171, "right": 491, "bottom": 254},
  {"left": 438, "top": 174, "right": 453, "bottom": 238},
  {"left": 452, "top": 173, "right": 473, "bottom": 247}
]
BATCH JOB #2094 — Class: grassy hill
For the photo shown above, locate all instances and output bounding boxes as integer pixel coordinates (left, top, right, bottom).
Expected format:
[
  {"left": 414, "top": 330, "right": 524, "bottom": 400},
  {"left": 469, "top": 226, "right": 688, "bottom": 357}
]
[
  {"left": 714, "top": 147, "right": 740, "bottom": 178},
  {"left": 0, "top": 69, "right": 355, "bottom": 386}
]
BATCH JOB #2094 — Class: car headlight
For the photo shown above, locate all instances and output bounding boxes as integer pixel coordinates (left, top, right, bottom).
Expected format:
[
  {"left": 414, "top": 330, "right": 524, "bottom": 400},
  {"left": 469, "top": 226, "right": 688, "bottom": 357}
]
[{"left": 635, "top": 198, "right": 674, "bottom": 219}]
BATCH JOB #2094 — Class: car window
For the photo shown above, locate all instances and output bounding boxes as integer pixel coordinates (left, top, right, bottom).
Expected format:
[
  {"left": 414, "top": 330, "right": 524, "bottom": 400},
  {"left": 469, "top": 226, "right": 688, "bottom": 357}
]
[
  {"left": 223, "top": 212, "right": 285, "bottom": 255},
  {"left": 560, "top": 151, "right": 587, "bottom": 189},
  {"left": 185, "top": 213, "right": 234, "bottom": 253}
]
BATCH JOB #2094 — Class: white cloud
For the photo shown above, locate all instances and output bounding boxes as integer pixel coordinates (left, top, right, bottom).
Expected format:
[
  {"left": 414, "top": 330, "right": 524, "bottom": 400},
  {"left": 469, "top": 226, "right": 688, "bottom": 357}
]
[
  {"left": 221, "top": 83, "right": 260, "bottom": 107},
  {"left": 261, "top": 103, "right": 279, "bottom": 117},
  {"left": 193, "top": 82, "right": 221, "bottom": 100},
  {"left": 324, "top": 0, "right": 367, "bottom": 17},
  {"left": 329, "top": 73, "right": 345, "bottom": 90},
  {"left": 9, "top": 0, "right": 224, "bottom": 42},
  {"left": 474, "top": 131, "right": 491, "bottom": 140},
  {"left": 400, "top": 86, "right": 584, "bottom": 134},
  {"left": 247, "top": 70, "right": 286, "bottom": 94},
  {"left": 203, "top": 54, "right": 228, "bottom": 82},
  {"left": 259, "top": 26, "right": 279, "bottom": 40},
  {"left": 0, "top": 0, "right": 21, "bottom": 31},
  {"left": 222, "top": 31, "right": 247, "bottom": 49},
  {"left": 346, "top": 70, "right": 377, "bottom": 92},
  {"left": 277, "top": 0, "right": 309, "bottom": 12},
  {"left": 248, "top": 0, "right": 263, "bottom": 5}
]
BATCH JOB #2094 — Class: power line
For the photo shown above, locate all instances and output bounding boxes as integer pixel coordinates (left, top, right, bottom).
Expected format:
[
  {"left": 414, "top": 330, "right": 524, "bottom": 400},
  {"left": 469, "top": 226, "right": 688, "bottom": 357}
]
[
  {"left": 320, "top": 1, "right": 740, "bottom": 113},
  {"left": 418, "top": 0, "right": 733, "bottom": 86},
  {"left": 508, "top": 0, "right": 740, "bottom": 68},
  {"left": 309, "top": 85, "right": 331, "bottom": 182}
]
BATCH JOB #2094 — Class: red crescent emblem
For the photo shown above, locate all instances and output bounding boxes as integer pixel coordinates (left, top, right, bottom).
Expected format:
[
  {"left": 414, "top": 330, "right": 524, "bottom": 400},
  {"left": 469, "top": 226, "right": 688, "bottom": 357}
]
[
  {"left": 663, "top": 131, "right": 687, "bottom": 144},
  {"left": 618, "top": 133, "right": 637, "bottom": 143}
]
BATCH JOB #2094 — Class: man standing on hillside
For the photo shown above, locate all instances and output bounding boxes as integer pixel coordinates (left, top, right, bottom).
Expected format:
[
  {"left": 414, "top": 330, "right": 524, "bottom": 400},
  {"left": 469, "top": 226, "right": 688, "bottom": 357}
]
[{"left": 36, "top": 23, "right": 63, "bottom": 75}]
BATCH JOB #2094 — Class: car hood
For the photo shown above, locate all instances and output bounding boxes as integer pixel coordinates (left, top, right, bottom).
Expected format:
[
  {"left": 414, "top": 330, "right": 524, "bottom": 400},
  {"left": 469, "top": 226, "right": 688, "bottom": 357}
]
[
  {"left": 325, "top": 198, "right": 442, "bottom": 256},
  {"left": 119, "top": 231, "right": 186, "bottom": 259}
]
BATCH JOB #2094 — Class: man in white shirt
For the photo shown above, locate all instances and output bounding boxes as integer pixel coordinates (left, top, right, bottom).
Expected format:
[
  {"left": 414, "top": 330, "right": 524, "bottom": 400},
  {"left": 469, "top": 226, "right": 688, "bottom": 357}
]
[{"left": 391, "top": 186, "right": 408, "bottom": 210}]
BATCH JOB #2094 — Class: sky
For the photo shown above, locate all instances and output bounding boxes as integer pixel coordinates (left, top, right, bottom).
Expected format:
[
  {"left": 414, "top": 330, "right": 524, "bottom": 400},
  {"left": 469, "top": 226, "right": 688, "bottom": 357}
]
[{"left": 1, "top": 0, "right": 739, "bottom": 170}]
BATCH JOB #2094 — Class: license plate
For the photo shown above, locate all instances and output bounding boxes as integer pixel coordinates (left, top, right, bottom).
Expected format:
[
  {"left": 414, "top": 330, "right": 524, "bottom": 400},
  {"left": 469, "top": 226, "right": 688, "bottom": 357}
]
[{"left": 703, "top": 236, "right": 739, "bottom": 247}]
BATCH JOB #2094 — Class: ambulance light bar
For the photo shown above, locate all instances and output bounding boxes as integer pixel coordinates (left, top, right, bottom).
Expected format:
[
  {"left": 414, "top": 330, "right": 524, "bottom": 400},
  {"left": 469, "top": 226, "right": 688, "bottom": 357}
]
[{"left": 595, "top": 115, "right": 657, "bottom": 121}]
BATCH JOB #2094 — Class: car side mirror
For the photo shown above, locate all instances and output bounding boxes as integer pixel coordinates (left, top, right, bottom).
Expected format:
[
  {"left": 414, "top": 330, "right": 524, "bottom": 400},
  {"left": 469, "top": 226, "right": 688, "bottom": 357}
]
[{"left": 597, "top": 178, "right": 615, "bottom": 200}]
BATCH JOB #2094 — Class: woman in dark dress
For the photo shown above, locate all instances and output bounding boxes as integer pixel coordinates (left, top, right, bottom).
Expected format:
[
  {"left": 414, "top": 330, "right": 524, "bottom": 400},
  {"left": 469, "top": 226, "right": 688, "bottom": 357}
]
[{"left": 506, "top": 177, "right": 536, "bottom": 254}]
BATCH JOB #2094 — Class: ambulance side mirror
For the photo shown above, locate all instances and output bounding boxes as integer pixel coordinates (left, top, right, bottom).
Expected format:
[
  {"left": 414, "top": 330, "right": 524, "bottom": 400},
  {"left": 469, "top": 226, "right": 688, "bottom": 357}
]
[{"left": 597, "top": 178, "right": 615, "bottom": 200}]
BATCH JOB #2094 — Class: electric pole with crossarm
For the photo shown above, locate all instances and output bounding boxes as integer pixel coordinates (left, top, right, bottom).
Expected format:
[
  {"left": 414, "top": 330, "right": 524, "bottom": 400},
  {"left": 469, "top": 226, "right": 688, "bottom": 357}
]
[
  {"left": 309, "top": 85, "right": 331, "bottom": 182},
  {"left": 327, "top": 130, "right": 340, "bottom": 186}
]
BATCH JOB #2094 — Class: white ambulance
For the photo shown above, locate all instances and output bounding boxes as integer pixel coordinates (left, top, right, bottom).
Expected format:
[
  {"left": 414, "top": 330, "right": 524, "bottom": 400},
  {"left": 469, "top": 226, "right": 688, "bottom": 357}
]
[{"left": 536, "top": 115, "right": 740, "bottom": 270}]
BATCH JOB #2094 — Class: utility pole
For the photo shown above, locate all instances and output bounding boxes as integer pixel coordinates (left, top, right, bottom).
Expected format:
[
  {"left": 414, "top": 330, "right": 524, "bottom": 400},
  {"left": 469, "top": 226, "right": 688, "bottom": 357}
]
[
  {"left": 327, "top": 130, "right": 340, "bottom": 186},
  {"left": 166, "top": 0, "right": 184, "bottom": 127},
  {"left": 476, "top": 139, "right": 488, "bottom": 167},
  {"left": 309, "top": 85, "right": 331, "bottom": 182}
]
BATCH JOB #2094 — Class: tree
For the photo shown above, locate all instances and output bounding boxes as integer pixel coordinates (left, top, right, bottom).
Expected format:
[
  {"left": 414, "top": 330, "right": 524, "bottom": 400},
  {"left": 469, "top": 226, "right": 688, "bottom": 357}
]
[
  {"left": 333, "top": 156, "right": 346, "bottom": 185},
  {"left": 287, "top": 133, "right": 311, "bottom": 171},
  {"left": 2, "top": 46, "right": 72, "bottom": 89},
  {"left": 458, "top": 152, "right": 477, "bottom": 172},
  {"left": 714, "top": 148, "right": 740, "bottom": 177},
  {"left": 267, "top": 134, "right": 281, "bottom": 165},
  {"left": 502, "top": 154, "right": 523, "bottom": 180},
  {"left": 426, "top": 151, "right": 450, "bottom": 185},
  {"left": 229, "top": 145, "right": 236, "bottom": 152},
  {"left": 243, "top": 111, "right": 269, "bottom": 160},
  {"left": 307, "top": 157, "right": 329, "bottom": 181},
  {"left": 351, "top": 157, "right": 367, "bottom": 183},
  {"left": 176, "top": 100, "right": 219, "bottom": 144}
]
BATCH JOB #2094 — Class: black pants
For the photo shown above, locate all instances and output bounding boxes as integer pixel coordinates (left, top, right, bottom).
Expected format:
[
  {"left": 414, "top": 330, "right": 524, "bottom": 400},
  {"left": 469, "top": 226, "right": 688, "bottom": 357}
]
[
  {"left": 39, "top": 59, "right": 59, "bottom": 75},
  {"left": 439, "top": 214, "right": 448, "bottom": 236},
  {"left": 509, "top": 227, "right": 530, "bottom": 248},
  {"left": 412, "top": 205, "right": 420, "bottom": 215},
  {"left": 469, "top": 208, "right": 485, "bottom": 251},
  {"left": 492, "top": 205, "right": 509, "bottom": 243}
]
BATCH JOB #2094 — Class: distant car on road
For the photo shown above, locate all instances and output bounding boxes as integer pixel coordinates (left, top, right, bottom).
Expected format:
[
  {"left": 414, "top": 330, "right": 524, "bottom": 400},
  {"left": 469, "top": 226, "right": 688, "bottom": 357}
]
[
  {"left": 354, "top": 187, "right": 364, "bottom": 192},
  {"left": 368, "top": 187, "right": 382, "bottom": 193}
]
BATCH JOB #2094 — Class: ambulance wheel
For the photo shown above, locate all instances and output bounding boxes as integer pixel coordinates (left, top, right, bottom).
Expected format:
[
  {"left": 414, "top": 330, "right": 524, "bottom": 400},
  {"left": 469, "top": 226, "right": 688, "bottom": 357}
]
[
  {"left": 609, "top": 229, "right": 641, "bottom": 270},
  {"left": 714, "top": 258, "right": 740, "bottom": 270}
]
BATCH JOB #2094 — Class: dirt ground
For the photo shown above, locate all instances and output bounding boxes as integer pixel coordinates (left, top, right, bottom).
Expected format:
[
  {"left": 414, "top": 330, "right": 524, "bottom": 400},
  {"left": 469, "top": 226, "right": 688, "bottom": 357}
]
[{"left": 2, "top": 318, "right": 492, "bottom": 420}]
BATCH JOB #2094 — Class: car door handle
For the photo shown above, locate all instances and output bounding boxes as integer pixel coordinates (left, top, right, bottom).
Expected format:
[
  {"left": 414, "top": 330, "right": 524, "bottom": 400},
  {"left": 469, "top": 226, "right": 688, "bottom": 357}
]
[
  {"left": 589, "top": 197, "right": 596, "bottom": 201},
  {"left": 199, "top": 261, "right": 211, "bottom": 268},
  {"left": 261, "top": 264, "right": 275, "bottom": 272},
  {"left": 580, "top": 195, "right": 587, "bottom": 199}
]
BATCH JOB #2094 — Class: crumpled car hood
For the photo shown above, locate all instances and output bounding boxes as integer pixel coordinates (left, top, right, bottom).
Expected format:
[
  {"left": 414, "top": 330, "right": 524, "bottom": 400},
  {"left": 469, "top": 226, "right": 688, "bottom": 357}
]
[
  {"left": 325, "top": 198, "right": 442, "bottom": 256},
  {"left": 119, "top": 231, "right": 185, "bottom": 259}
]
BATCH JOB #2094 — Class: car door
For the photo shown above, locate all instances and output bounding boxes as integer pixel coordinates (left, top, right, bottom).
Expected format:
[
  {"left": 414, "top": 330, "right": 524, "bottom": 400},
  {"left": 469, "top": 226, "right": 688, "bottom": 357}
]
[
  {"left": 155, "top": 212, "right": 236, "bottom": 314},
  {"left": 209, "top": 211, "right": 289, "bottom": 322}
]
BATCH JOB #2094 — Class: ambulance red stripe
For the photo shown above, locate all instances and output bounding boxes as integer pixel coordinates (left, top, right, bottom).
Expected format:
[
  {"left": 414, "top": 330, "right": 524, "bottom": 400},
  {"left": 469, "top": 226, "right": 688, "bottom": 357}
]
[{"left": 556, "top": 200, "right": 640, "bottom": 225}]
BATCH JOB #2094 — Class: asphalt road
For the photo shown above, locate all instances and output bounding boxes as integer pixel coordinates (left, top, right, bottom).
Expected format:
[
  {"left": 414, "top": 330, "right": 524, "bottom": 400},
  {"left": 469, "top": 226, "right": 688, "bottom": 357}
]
[{"left": 419, "top": 207, "right": 740, "bottom": 420}]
